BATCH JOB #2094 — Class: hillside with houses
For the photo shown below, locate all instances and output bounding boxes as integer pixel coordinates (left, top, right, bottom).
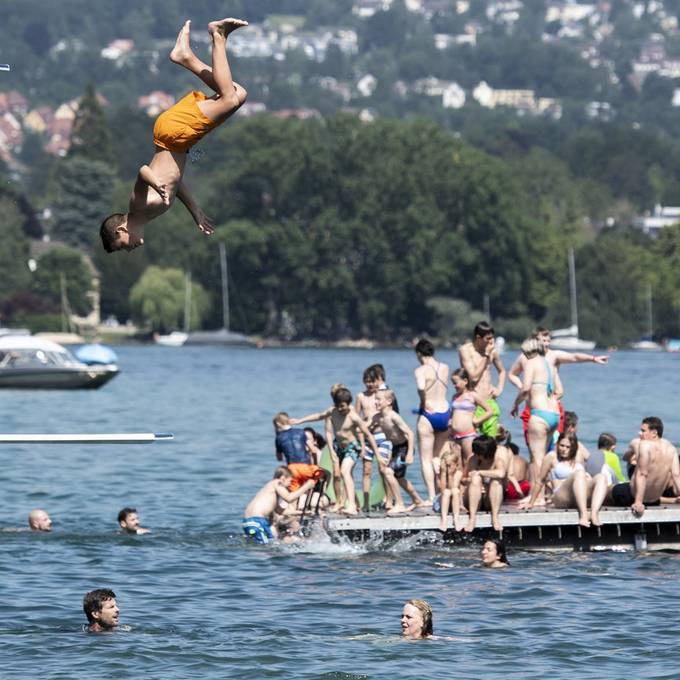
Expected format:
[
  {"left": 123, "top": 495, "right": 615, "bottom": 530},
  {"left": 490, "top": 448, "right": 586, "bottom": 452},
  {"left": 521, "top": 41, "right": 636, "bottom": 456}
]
[{"left": 4, "top": 0, "right": 680, "bottom": 345}]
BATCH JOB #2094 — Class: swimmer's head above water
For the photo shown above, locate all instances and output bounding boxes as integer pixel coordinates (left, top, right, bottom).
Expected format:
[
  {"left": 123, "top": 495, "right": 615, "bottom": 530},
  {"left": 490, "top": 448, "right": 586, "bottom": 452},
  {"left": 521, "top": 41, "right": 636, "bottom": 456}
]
[
  {"left": 401, "top": 599, "right": 433, "bottom": 639},
  {"left": 83, "top": 588, "right": 120, "bottom": 632}
]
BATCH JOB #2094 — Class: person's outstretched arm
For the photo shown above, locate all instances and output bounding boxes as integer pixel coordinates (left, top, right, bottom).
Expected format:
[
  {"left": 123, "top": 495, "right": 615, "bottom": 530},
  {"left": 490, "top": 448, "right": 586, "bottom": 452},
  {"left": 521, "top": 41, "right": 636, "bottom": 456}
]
[{"left": 176, "top": 181, "right": 215, "bottom": 235}]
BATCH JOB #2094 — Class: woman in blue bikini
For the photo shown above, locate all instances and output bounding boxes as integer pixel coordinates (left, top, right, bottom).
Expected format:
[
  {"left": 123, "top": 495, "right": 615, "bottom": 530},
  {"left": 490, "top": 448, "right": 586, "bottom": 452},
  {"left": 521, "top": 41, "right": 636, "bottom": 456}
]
[
  {"left": 511, "top": 337, "right": 562, "bottom": 505},
  {"left": 414, "top": 338, "right": 451, "bottom": 504}
]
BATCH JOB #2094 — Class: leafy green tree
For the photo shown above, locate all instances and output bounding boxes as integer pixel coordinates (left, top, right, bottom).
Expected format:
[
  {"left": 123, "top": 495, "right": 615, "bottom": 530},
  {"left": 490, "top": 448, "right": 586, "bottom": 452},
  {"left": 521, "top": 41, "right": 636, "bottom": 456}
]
[
  {"left": 31, "top": 246, "right": 94, "bottom": 316},
  {"left": 51, "top": 156, "right": 116, "bottom": 249},
  {"left": 129, "top": 266, "right": 210, "bottom": 331},
  {"left": 0, "top": 198, "right": 31, "bottom": 304},
  {"left": 70, "top": 83, "right": 114, "bottom": 164}
]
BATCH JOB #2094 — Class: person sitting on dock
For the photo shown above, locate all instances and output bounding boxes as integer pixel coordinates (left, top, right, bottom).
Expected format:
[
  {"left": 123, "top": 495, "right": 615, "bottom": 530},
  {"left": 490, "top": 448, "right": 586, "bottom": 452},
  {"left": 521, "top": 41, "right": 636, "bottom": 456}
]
[
  {"left": 520, "top": 432, "right": 595, "bottom": 528},
  {"left": 273, "top": 412, "right": 326, "bottom": 498},
  {"left": 597, "top": 432, "right": 626, "bottom": 483},
  {"left": 589, "top": 417, "right": 680, "bottom": 523},
  {"left": 464, "top": 434, "right": 511, "bottom": 532},
  {"left": 243, "top": 467, "right": 315, "bottom": 544},
  {"left": 511, "top": 338, "right": 561, "bottom": 506},
  {"left": 372, "top": 389, "right": 425, "bottom": 514},
  {"left": 481, "top": 538, "right": 509, "bottom": 568},
  {"left": 83, "top": 588, "right": 120, "bottom": 632},
  {"left": 504, "top": 441, "right": 531, "bottom": 502},
  {"left": 304, "top": 427, "right": 326, "bottom": 466},
  {"left": 117, "top": 507, "right": 150, "bottom": 535},
  {"left": 401, "top": 599, "right": 433, "bottom": 639},
  {"left": 28, "top": 509, "right": 52, "bottom": 532}
]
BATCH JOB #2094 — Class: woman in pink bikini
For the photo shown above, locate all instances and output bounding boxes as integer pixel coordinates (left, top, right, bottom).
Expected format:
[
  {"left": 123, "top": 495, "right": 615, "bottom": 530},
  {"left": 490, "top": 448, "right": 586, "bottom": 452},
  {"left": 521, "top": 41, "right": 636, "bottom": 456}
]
[{"left": 449, "top": 368, "right": 493, "bottom": 467}]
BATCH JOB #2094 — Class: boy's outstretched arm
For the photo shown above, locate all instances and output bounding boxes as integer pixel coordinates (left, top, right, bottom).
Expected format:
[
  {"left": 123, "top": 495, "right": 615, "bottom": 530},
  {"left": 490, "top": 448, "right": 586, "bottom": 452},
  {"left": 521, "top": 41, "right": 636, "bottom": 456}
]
[{"left": 176, "top": 181, "right": 215, "bottom": 235}]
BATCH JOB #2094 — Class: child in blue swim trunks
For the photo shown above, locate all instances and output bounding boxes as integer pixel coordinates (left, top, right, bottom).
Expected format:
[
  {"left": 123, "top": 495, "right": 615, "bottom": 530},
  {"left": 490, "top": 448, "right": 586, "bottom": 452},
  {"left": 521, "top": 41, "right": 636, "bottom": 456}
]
[{"left": 243, "top": 466, "right": 315, "bottom": 544}]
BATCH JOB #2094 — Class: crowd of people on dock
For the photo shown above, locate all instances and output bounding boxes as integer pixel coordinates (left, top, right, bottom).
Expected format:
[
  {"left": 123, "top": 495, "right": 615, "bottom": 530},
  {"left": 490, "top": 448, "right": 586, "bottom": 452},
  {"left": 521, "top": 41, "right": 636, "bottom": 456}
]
[{"left": 243, "top": 322, "right": 680, "bottom": 544}]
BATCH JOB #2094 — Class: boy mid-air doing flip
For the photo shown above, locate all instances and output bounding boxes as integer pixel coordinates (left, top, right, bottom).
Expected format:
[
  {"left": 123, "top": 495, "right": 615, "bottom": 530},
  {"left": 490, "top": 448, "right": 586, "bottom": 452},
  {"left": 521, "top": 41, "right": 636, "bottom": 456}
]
[{"left": 100, "top": 18, "right": 248, "bottom": 253}]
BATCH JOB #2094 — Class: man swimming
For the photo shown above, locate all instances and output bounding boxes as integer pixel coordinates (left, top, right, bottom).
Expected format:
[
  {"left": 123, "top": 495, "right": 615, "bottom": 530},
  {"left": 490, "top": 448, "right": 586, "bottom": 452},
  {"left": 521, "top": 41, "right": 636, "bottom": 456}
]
[
  {"left": 28, "top": 509, "right": 52, "bottom": 531},
  {"left": 117, "top": 507, "right": 150, "bottom": 534},
  {"left": 83, "top": 588, "right": 120, "bottom": 632}
]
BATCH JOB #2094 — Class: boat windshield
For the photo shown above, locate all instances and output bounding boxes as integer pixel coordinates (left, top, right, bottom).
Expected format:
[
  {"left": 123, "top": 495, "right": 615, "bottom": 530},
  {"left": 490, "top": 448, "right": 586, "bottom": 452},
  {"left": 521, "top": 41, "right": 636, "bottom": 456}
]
[{"left": 0, "top": 349, "right": 77, "bottom": 368}]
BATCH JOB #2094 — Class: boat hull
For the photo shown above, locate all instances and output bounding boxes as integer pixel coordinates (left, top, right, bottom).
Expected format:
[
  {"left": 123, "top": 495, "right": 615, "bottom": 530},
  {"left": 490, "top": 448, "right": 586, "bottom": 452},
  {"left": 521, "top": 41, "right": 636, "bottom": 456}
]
[{"left": 0, "top": 366, "right": 118, "bottom": 389}]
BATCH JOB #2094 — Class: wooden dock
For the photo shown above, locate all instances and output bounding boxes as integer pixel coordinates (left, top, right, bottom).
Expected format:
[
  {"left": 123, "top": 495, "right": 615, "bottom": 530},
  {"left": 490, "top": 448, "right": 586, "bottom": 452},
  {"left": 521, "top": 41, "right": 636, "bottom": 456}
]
[{"left": 323, "top": 505, "right": 680, "bottom": 551}]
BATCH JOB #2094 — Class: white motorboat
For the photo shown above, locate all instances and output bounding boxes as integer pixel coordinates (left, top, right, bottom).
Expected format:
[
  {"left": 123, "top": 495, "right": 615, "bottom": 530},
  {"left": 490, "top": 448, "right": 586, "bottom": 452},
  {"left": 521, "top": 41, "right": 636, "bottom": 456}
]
[
  {"left": 155, "top": 331, "right": 188, "bottom": 347},
  {"left": 0, "top": 335, "right": 119, "bottom": 389}
]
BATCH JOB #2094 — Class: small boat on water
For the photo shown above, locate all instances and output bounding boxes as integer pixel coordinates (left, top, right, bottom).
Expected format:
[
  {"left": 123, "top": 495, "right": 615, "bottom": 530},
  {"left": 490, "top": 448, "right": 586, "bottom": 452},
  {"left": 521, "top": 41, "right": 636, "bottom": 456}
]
[
  {"left": 155, "top": 331, "right": 189, "bottom": 347},
  {"left": 0, "top": 335, "right": 119, "bottom": 389}
]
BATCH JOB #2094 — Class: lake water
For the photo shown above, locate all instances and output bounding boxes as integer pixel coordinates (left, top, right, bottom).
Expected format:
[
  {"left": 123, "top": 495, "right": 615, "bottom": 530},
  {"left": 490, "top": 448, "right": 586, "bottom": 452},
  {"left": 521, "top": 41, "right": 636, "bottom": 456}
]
[{"left": 1, "top": 347, "right": 680, "bottom": 678}]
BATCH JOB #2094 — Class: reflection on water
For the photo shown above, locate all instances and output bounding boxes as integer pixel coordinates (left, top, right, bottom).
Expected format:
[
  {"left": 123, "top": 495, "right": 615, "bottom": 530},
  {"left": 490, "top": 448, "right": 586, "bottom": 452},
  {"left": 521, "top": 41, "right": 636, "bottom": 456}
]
[{"left": 1, "top": 347, "right": 680, "bottom": 677}]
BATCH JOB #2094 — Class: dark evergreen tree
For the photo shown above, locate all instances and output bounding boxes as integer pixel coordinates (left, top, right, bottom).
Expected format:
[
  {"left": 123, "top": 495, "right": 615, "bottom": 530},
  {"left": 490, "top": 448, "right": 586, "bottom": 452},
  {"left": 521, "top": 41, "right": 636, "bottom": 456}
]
[{"left": 69, "top": 83, "right": 114, "bottom": 165}]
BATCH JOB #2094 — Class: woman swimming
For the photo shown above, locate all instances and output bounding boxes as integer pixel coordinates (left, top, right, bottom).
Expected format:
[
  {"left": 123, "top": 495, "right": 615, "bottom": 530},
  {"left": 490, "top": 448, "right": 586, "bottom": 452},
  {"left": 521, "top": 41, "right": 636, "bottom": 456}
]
[
  {"left": 511, "top": 337, "right": 561, "bottom": 505},
  {"left": 481, "top": 538, "right": 509, "bottom": 568},
  {"left": 520, "top": 432, "right": 595, "bottom": 527},
  {"left": 401, "top": 599, "right": 433, "bottom": 639}
]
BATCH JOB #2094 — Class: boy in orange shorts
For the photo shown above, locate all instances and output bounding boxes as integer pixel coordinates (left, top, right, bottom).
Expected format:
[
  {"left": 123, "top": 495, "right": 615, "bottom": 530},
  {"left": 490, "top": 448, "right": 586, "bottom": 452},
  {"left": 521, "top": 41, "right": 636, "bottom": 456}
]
[{"left": 100, "top": 18, "right": 248, "bottom": 253}]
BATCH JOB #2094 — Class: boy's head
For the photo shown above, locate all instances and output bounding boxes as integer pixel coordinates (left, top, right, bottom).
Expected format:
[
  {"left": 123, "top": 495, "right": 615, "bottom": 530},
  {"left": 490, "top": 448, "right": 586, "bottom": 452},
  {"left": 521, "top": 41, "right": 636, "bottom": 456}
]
[
  {"left": 273, "top": 412, "right": 290, "bottom": 431},
  {"left": 330, "top": 383, "right": 347, "bottom": 398},
  {"left": 563, "top": 411, "right": 578, "bottom": 434},
  {"left": 598, "top": 432, "right": 617, "bottom": 450},
  {"left": 472, "top": 435, "right": 497, "bottom": 461},
  {"left": 274, "top": 465, "right": 293, "bottom": 487},
  {"left": 100, "top": 213, "right": 143, "bottom": 253},
  {"left": 375, "top": 389, "right": 394, "bottom": 411},
  {"left": 333, "top": 387, "right": 352, "bottom": 412},
  {"left": 363, "top": 364, "right": 385, "bottom": 392}
]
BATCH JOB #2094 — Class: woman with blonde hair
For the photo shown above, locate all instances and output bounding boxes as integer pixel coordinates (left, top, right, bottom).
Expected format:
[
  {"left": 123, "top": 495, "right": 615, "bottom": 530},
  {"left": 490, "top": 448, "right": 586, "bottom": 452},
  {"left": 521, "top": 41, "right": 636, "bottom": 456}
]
[
  {"left": 401, "top": 599, "right": 433, "bottom": 639},
  {"left": 511, "top": 337, "right": 561, "bottom": 505}
]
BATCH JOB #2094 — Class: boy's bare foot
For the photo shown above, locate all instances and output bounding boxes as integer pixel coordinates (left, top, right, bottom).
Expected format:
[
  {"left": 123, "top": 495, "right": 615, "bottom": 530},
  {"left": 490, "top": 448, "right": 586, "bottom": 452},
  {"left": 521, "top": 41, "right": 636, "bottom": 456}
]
[
  {"left": 208, "top": 18, "right": 248, "bottom": 37},
  {"left": 328, "top": 503, "right": 341, "bottom": 513},
  {"left": 591, "top": 510, "right": 602, "bottom": 527},
  {"left": 463, "top": 519, "right": 475, "bottom": 533},
  {"left": 170, "top": 20, "right": 194, "bottom": 65},
  {"left": 341, "top": 506, "right": 358, "bottom": 516},
  {"left": 420, "top": 499, "right": 433, "bottom": 507},
  {"left": 579, "top": 514, "right": 591, "bottom": 528},
  {"left": 438, "top": 519, "right": 448, "bottom": 532},
  {"left": 453, "top": 516, "right": 464, "bottom": 532},
  {"left": 492, "top": 518, "right": 503, "bottom": 532}
]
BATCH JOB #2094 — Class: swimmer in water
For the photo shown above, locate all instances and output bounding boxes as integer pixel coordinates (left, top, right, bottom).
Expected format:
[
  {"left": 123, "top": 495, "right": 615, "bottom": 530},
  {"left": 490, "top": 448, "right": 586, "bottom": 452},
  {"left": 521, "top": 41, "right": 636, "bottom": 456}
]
[
  {"left": 28, "top": 509, "right": 52, "bottom": 531},
  {"left": 401, "top": 599, "right": 433, "bottom": 639},
  {"left": 117, "top": 507, "right": 150, "bottom": 534},
  {"left": 99, "top": 18, "right": 248, "bottom": 253},
  {"left": 481, "top": 538, "right": 509, "bottom": 568},
  {"left": 83, "top": 588, "right": 120, "bottom": 632}
]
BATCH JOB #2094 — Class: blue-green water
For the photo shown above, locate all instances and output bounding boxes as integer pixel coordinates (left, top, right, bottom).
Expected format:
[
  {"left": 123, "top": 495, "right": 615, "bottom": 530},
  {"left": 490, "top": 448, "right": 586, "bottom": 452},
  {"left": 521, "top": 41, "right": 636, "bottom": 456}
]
[{"left": 1, "top": 347, "right": 680, "bottom": 678}]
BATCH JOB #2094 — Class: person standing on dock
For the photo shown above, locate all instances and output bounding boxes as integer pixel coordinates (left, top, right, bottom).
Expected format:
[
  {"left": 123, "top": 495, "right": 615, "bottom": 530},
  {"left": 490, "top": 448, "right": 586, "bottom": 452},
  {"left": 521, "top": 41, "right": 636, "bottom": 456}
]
[
  {"left": 414, "top": 339, "right": 451, "bottom": 504},
  {"left": 458, "top": 322, "right": 506, "bottom": 438},
  {"left": 508, "top": 326, "right": 608, "bottom": 442},
  {"left": 511, "top": 338, "right": 561, "bottom": 505}
]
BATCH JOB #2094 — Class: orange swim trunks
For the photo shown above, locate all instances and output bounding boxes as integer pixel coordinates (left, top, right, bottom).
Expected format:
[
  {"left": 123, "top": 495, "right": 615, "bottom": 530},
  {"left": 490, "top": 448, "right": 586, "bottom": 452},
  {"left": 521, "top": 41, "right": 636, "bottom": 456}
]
[
  {"left": 152, "top": 91, "right": 217, "bottom": 153},
  {"left": 288, "top": 463, "right": 325, "bottom": 492}
]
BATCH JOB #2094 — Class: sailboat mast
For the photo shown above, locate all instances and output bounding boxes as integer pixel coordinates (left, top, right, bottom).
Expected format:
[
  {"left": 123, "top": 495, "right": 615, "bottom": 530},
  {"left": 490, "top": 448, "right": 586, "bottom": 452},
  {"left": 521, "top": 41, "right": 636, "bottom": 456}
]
[
  {"left": 183, "top": 271, "right": 192, "bottom": 334},
  {"left": 568, "top": 247, "right": 578, "bottom": 330},
  {"left": 647, "top": 282, "right": 653, "bottom": 338},
  {"left": 219, "top": 242, "right": 230, "bottom": 332}
]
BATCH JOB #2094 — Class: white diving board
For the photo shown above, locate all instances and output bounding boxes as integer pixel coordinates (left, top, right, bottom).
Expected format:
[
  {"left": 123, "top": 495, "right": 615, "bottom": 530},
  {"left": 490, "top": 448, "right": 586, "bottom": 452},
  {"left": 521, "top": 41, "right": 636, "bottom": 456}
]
[{"left": 0, "top": 433, "right": 174, "bottom": 443}]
